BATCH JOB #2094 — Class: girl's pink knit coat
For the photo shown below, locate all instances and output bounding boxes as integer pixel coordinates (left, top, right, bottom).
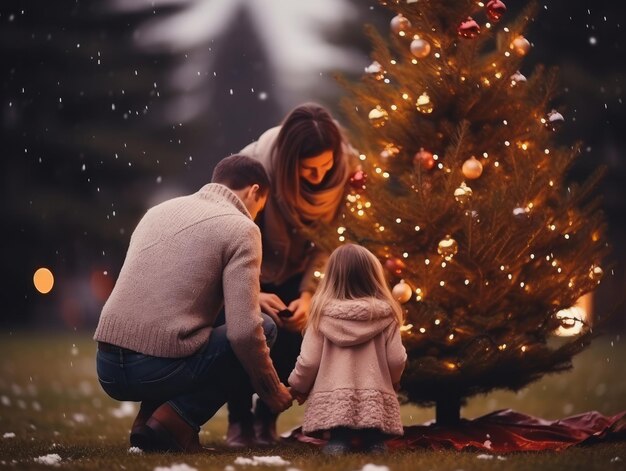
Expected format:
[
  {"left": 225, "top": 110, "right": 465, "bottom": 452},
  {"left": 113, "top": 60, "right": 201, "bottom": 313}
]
[{"left": 288, "top": 298, "right": 407, "bottom": 436}]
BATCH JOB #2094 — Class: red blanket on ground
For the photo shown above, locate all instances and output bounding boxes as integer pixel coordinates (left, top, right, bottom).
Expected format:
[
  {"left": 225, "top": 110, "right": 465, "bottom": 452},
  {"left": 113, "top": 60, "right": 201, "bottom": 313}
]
[{"left": 284, "top": 409, "right": 626, "bottom": 452}]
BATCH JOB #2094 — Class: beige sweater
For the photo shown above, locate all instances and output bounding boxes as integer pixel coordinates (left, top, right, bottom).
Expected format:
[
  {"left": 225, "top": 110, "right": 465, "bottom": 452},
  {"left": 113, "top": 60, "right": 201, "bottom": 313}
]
[
  {"left": 94, "top": 184, "right": 281, "bottom": 398},
  {"left": 288, "top": 299, "right": 406, "bottom": 435}
]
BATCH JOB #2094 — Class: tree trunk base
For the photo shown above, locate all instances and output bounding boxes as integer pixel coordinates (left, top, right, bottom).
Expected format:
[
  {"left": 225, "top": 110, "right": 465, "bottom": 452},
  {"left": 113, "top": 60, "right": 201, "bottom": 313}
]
[{"left": 435, "top": 397, "right": 461, "bottom": 426}]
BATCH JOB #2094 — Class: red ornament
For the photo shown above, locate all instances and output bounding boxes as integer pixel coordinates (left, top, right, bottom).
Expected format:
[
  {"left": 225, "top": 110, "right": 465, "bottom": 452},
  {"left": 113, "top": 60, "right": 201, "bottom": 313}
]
[
  {"left": 385, "top": 257, "right": 406, "bottom": 275},
  {"left": 458, "top": 17, "right": 480, "bottom": 39},
  {"left": 349, "top": 170, "right": 367, "bottom": 190},
  {"left": 413, "top": 148, "right": 435, "bottom": 170},
  {"left": 486, "top": 0, "right": 507, "bottom": 22}
]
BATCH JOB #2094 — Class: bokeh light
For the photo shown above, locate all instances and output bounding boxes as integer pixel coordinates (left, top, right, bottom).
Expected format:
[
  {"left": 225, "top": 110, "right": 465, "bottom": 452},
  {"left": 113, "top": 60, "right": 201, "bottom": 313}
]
[{"left": 33, "top": 267, "right": 54, "bottom": 294}]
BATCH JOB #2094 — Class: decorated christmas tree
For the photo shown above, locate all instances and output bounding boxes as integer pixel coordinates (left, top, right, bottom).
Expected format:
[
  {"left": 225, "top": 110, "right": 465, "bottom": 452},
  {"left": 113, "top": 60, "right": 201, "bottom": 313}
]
[{"left": 324, "top": 0, "right": 610, "bottom": 424}]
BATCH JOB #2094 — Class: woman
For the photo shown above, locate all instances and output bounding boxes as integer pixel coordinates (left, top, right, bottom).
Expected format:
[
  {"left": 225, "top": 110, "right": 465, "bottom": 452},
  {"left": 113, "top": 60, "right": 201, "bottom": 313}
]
[{"left": 227, "top": 103, "right": 354, "bottom": 447}]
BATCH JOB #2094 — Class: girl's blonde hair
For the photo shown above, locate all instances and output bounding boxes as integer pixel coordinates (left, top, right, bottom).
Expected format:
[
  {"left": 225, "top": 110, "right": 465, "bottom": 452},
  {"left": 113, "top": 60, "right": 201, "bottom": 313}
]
[{"left": 308, "top": 243, "right": 403, "bottom": 330}]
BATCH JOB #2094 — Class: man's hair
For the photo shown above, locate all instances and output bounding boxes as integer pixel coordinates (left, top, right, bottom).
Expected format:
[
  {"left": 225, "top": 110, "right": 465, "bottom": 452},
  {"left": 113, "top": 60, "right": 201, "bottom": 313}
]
[{"left": 211, "top": 154, "right": 270, "bottom": 195}]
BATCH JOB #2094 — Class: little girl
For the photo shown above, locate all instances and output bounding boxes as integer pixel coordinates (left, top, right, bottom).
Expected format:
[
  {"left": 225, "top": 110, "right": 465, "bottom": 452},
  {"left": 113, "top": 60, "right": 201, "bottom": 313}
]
[{"left": 288, "top": 244, "right": 407, "bottom": 454}]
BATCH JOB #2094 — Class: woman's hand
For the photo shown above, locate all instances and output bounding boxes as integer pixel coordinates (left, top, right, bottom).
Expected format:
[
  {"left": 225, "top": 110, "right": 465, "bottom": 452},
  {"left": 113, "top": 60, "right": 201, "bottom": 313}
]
[
  {"left": 259, "top": 292, "right": 288, "bottom": 327},
  {"left": 284, "top": 291, "right": 312, "bottom": 332}
]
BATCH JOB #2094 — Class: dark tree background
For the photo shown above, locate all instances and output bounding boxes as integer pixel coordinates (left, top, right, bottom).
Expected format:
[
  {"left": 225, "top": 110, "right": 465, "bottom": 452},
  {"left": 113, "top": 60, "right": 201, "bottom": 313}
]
[{"left": 2, "top": 0, "right": 625, "bottom": 330}]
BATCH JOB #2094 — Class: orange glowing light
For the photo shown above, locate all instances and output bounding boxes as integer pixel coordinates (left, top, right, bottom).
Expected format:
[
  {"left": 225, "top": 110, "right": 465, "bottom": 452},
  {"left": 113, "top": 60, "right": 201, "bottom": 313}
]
[{"left": 33, "top": 267, "right": 54, "bottom": 294}]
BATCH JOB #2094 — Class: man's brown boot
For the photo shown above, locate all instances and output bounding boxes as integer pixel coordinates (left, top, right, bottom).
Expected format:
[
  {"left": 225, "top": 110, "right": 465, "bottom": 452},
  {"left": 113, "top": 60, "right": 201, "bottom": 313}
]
[
  {"left": 225, "top": 420, "right": 254, "bottom": 448},
  {"left": 142, "top": 403, "right": 205, "bottom": 453}
]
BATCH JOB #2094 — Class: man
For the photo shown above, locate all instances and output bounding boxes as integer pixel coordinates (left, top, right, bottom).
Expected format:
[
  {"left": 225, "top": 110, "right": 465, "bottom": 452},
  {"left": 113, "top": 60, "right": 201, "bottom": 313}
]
[{"left": 94, "top": 154, "right": 292, "bottom": 452}]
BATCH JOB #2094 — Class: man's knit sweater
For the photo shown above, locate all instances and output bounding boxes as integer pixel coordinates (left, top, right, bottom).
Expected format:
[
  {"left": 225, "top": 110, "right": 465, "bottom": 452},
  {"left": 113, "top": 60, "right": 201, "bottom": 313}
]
[{"left": 94, "top": 183, "right": 281, "bottom": 397}]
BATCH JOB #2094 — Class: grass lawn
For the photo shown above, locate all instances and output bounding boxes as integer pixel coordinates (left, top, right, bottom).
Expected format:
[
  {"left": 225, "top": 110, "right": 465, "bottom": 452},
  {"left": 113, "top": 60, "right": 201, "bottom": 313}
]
[{"left": 0, "top": 331, "right": 625, "bottom": 470}]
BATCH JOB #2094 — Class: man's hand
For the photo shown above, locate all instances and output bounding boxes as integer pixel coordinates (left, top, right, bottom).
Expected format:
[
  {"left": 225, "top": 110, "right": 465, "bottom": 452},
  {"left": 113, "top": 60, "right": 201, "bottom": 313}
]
[
  {"left": 259, "top": 292, "right": 288, "bottom": 327},
  {"left": 284, "top": 291, "right": 312, "bottom": 332},
  {"left": 262, "top": 383, "right": 293, "bottom": 414},
  {"left": 289, "top": 387, "right": 309, "bottom": 405}
]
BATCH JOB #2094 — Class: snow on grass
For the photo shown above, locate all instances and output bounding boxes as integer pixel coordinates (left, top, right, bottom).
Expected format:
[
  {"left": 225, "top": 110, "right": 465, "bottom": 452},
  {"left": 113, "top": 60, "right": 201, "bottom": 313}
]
[
  {"left": 34, "top": 454, "right": 62, "bottom": 466},
  {"left": 357, "top": 465, "right": 390, "bottom": 471},
  {"left": 3, "top": 432, "right": 16, "bottom": 438},
  {"left": 128, "top": 446, "right": 143, "bottom": 454},
  {"left": 476, "top": 454, "right": 507, "bottom": 460},
  {"left": 153, "top": 464, "right": 197, "bottom": 471},
  {"left": 234, "top": 456, "right": 291, "bottom": 466}
]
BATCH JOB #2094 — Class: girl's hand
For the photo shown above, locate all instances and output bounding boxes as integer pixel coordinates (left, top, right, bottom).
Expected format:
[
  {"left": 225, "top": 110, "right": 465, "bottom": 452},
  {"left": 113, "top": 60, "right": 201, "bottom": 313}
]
[
  {"left": 289, "top": 387, "right": 309, "bottom": 405},
  {"left": 259, "top": 292, "right": 288, "bottom": 327},
  {"left": 285, "top": 291, "right": 312, "bottom": 332}
]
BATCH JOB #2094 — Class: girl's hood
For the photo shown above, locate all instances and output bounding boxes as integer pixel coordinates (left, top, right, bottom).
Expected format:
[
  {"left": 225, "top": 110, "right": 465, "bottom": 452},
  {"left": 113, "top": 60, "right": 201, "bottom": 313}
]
[{"left": 317, "top": 298, "right": 396, "bottom": 347}]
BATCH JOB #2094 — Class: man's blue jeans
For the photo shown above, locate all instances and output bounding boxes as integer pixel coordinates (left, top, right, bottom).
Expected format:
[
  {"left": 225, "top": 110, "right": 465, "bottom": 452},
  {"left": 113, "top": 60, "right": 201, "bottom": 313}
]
[{"left": 96, "top": 314, "right": 277, "bottom": 431}]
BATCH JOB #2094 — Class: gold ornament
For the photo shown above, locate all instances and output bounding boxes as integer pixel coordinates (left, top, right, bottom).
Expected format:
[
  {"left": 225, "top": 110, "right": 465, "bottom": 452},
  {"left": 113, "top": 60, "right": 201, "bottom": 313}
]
[
  {"left": 512, "top": 206, "right": 529, "bottom": 219},
  {"left": 390, "top": 14, "right": 412, "bottom": 35},
  {"left": 364, "top": 61, "right": 385, "bottom": 81},
  {"left": 454, "top": 182, "right": 473, "bottom": 204},
  {"left": 410, "top": 37, "right": 431, "bottom": 58},
  {"left": 368, "top": 106, "right": 389, "bottom": 128},
  {"left": 416, "top": 92, "right": 434, "bottom": 114},
  {"left": 589, "top": 265, "right": 604, "bottom": 282},
  {"left": 437, "top": 236, "right": 458, "bottom": 260},
  {"left": 392, "top": 280, "right": 413, "bottom": 304},
  {"left": 511, "top": 35, "right": 531, "bottom": 55},
  {"left": 462, "top": 156, "right": 483, "bottom": 179},
  {"left": 510, "top": 70, "right": 527, "bottom": 86},
  {"left": 380, "top": 143, "right": 400, "bottom": 159}
]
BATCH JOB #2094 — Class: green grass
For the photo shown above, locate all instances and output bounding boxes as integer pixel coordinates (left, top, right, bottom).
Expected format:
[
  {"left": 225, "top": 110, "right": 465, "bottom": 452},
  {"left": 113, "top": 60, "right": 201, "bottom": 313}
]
[{"left": 0, "top": 331, "right": 625, "bottom": 470}]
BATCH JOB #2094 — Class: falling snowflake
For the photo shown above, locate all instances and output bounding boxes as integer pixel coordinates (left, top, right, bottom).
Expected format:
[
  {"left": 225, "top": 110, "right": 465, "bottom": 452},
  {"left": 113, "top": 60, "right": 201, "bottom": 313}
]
[{"left": 110, "top": 401, "right": 136, "bottom": 418}]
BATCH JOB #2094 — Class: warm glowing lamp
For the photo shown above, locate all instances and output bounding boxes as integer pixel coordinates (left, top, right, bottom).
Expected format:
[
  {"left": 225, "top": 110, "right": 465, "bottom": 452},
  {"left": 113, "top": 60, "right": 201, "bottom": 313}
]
[{"left": 33, "top": 267, "right": 54, "bottom": 294}]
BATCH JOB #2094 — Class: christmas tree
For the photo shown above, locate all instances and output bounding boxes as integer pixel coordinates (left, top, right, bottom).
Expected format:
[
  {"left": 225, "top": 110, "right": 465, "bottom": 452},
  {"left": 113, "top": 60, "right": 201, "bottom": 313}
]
[{"left": 325, "top": 0, "right": 609, "bottom": 424}]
